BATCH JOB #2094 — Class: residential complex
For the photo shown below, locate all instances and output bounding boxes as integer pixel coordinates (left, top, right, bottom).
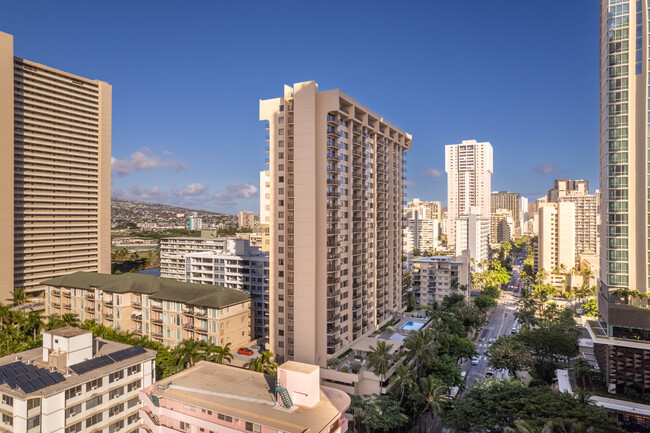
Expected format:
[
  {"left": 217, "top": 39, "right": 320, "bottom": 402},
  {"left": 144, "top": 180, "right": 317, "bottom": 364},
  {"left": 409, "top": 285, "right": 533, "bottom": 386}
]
[
  {"left": 160, "top": 237, "right": 231, "bottom": 280},
  {"left": 490, "top": 209, "right": 514, "bottom": 244},
  {"left": 0, "top": 326, "right": 155, "bottom": 433},
  {"left": 184, "top": 239, "right": 270, "bottom": 339},
  {"left": 536, "top": 202, "right": 576, "bottom": 286},
  {"left": 445, "top": 139, "right": 493, "bottom": 248},
  {"left": 546, "top": 179, "right": 600, "bottom": 258},
  {"left": 403, "top": 211, "right": 439, "bottom": 254},
  {"left": 44, "top": 272, "right": 252, "bottom": 349},
  {"left": 491, "top": 191, "right": 521, "bottom": 231},
  {"left": 404, "top": 198, "right": 442, "bottom": 220},
  {"left": 237, "top": 210, "right": 255, "bottom": 229},
  {"left": 455, "top": 207, "right": 490, "bottom": 265},
  {"left": 140, "top": 360, "right": 350, "bottom": 433},
  {"left": 0, "top": 31, "right": 111, "bottom": 296},
  {"left": 188, "top": 213, "right": 203, "bottom": 231},
  {"left": 260, "top": 81, "right": 411, "bottom": 366},
  {"left": 595, "top": 0, "right": 650, "bottom": 395},
  {"left": 409, "top": 256, "right": 470, "bottom": 305}
]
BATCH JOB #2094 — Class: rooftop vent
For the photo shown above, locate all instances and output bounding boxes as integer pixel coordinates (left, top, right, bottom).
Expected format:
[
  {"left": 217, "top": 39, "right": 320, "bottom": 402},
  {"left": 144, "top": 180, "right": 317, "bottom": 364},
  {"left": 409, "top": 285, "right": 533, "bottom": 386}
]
[
  {"left": 26, "top": 359, "right": 32, "bottom": 365},
  {"left": 50, "top": 366, "right": 56, "bottom": 373},
  {"left": 13, "top": 355, "right": 20, "bottom": 361},
  {"left": 64, "top": 370, "right": 71, "bottom": 376}
]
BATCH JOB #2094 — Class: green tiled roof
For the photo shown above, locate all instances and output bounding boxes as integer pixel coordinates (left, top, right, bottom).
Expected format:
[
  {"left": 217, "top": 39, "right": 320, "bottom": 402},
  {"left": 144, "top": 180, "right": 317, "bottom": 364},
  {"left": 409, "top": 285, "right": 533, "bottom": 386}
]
[{"left": 42, "top": 272, "right": 250, "bottom": 309}]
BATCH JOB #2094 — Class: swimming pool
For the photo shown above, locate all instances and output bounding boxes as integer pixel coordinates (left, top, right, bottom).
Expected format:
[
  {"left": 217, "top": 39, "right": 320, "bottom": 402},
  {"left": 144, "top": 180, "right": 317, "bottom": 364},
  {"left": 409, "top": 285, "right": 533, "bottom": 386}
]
[{"left": 401, "top": 321, "right": 425, "bottom": 331}]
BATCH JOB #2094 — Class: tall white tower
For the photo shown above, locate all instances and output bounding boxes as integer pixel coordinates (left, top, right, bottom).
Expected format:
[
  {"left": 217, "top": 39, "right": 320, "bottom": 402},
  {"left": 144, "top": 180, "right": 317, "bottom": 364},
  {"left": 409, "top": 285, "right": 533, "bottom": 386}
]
[{"left": 445, "top": 139, "right": 493, "bottom": 248}]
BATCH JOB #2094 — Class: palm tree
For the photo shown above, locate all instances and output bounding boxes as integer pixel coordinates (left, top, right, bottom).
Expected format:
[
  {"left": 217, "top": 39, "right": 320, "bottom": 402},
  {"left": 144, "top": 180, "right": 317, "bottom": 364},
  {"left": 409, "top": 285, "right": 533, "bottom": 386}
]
[
  {"left": 411, "top": 375, "right": 447, "bottom": 433},
  {"left": 7, "top": 287, "right": 32, "bottom": 307},
  {"left": 23, "top": 311, "right": 44, "bottom": 340},
  {"left": 245, "top": 351, "right": 278, "bottom": 375},
  {"left": 45, "top": 314, "right": 65, "bottom": 330},
  {"left": 175, "top": 339, "right": 207, "bottom": 368},
  {"left": 206, "top": 343, "right": 233, "bottom": 364},
  {"left": 61, "top": 313, "right": 80, "bottom": 327},
  {"left": 391, "top": 363, "right": 415, "bottom": 404},
  {"left": 404, "top": 329, "right": 434, "bottom": 375},
  {"left": 573, "top": 358, "right": 591, "bottom": 389},
  {"left": 367, "top": 340, "right": 393, "bottom": 384}
]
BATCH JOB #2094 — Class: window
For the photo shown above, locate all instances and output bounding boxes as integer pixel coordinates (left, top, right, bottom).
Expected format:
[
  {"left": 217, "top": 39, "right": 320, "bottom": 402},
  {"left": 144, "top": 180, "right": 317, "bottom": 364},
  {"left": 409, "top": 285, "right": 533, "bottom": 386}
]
[
  {"left": 65, "top": 403, "right": 82, "bottom": 419},
  {"left": 180, "top": 421, "right": 190, "bottom": 431},
  {"left": 183, "top": 403, "right": 196, "bottom": 411},
  {"left": 245, "top": 422, "right": 261, "bottom": 432},
  {"left": 27, "top": 415, "right": 40, "bottom": 430},
  {"left": 86, "top": 378, "right": 102, "bottom": 392},
  {"left": 127, "top": 379, "right": 142, "bottom": 392},
  {"left": 86, "top": 395, "right": 103, "bottom": 410},
  {"left": 1, "top": 395, "right": 12, "bottom": 407},
  {"left": 127, "top": 396, "right": 139, "bottom": 409},
  {"left": 86, "top": 413, "right": 103, "bottom": 428},
  {"left": 27, "top": 399, "right": 40, "bottom": 410},
  {"left": 127, "top": 364, "right": 141, "bottom": 376},
  {"left": 218, "top": 413, "right": 233, "bottom": 422},
  {"left": 1, "top": 414, "right": 12, "bottom": 427},
  {"left": 65, "top": 386, "right": 82, "bottom": 400},
  {"left": 65, "top": 422, "right": 82, "bottom": 433},
  {"left": 109, "top": 387, "right": 124, "bottom": 400},
  {"left": 109, "top": 370, "right": 124, "bottom": 383}
]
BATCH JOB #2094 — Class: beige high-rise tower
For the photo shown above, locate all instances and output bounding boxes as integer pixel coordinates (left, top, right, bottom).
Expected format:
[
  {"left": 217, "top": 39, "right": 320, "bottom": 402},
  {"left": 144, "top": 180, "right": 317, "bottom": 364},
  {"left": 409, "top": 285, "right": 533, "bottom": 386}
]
[
  {"left": 0, "top": 31, "right": 111, "bottom": 296},
  {"left": 260, "top": 81, "right": 411, "bottom": 366}
]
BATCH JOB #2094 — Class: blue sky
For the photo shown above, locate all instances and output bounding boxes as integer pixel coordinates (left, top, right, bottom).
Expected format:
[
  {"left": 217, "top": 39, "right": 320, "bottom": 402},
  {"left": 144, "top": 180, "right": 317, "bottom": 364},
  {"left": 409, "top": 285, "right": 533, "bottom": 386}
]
[{"left": 2, "top": 1, "right": 599, "bottom": 214}]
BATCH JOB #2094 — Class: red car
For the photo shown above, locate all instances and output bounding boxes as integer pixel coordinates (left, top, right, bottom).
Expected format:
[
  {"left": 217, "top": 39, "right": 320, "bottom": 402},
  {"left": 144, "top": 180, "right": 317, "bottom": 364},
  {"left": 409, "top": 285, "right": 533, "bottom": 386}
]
[{"left": 237, "top": 347, "right": 254, "bottom": 356}]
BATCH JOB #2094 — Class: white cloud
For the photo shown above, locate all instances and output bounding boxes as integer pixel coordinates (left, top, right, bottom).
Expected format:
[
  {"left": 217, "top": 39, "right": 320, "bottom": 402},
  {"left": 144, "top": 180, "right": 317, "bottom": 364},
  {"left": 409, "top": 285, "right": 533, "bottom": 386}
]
[
  {"left": 533, "top": 163, "right": 556, "bottom": 175},
  {"left": 128, "top": 185, "right": 168, "bottom": 202},
  {"left": 111, "top": 148, "right": 188, "bottom": 176},
  {"left": 171, "top": 183, "right": 208, "bottom": 196},
  {"left": 211, "top": 183, "right": 259, "bottom": 203},
  {"left": 421, "top": 168, "right": 443, "bottom": 178}
]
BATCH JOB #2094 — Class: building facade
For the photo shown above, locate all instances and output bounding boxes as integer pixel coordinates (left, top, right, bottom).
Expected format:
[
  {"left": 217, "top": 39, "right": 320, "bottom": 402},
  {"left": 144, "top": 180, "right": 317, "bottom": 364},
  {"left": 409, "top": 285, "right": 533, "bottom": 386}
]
[
  {"left": 140, "top": 361, "right": 350, "bottom": 433},
  {"left": 454, "top": 207, "right": 490, "bottom": 265},
  {"left": 536, "top": 202, "right": 576, "bottom": 287},
  {"left": 184, "top": 239, "right": 270, "bottom": 339},
  {"left": 0, "top": 31, "right": 111, "bottom": 296},
  {"left": 259, "top": 169, "right": 271, "bottom": 252},
  {"left": 546, "top": 179, "right": 599, "bottom": 259},
  {"left": 237, "top": 211, "right": 255, "bottom": 229},
  {"left": 160, "top": 237, "right": 231, "bottom": 280},
  {"left": 403, "top": 210, "right": 439, "bottom": 254},
  {"left": 0, "top": 327, "right": 155, "bottom": 433},
  {"left": 404, "top": 198, "right": 441, "bottom": 220},
  {"left": 188, "top": 214, "right": 203, "bottom": 231},
  {"left": 490, "top": 209, "right": 515, "bottom": 245},
  {"left": 409, "top": 256, "right": 470, "bottom": 305},
  {"left": 44, "top": 272, "right": 252, "bottom": 349},
  {"left": 491, "top": 191, "right": 521, "bottom": 230},
  {"left": 260, "top": 81, "right": 411, "bottom": 366},
  {"left": 596, "top": 0, "right": 650, "bottom": 395}
]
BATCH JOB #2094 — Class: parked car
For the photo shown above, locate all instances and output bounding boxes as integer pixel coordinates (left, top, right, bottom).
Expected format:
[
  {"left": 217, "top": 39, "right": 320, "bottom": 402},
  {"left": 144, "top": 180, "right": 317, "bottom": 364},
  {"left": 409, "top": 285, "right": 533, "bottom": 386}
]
[
  {"left": 237, "top": 347, "right": 254, "bottom": 356},
  {"left": 511, "top": 327, "right": 518, "bottom": 334},
  {"left": 471, "top": 356, "right": 479, "bottom": 365}
]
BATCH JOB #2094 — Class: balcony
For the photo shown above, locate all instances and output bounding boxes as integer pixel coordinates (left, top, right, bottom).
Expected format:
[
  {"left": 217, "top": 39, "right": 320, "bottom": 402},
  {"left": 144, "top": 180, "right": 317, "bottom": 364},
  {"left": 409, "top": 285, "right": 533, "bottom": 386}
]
[
  {"left": 151, "top": 317, "right": 163, "bottom": 324},
  {"left": 151, "top": 303, "right": 163, "bottom": 311},
  {"left": 184, "top": 323, "right": 194, "bottom": 330},
  {"left": 85, "top": 293, "right": 95, "bottom": 300}
]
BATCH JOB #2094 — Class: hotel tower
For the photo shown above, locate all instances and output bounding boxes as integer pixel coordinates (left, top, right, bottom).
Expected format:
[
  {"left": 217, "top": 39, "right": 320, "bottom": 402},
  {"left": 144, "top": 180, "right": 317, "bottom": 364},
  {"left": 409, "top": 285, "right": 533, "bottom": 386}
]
[
  {"left": 0, "top": 31, "right": 111, "bottom": 297},
  {"left": 260, "top": 81, "right": 411, "bottom": 366},
  {"left": 595, "top": 0, "right": 650, "bottom": 393}
]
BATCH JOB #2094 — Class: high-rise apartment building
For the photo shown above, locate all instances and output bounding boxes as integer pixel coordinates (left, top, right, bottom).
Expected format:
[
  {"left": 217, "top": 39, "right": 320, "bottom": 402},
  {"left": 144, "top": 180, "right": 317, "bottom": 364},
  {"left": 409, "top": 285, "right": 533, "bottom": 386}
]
[
  {"left": 409, "top": 255, "right": 470, "bottom": 305},
  {"left": 536, "top": 202, "right": 576, "bottom": 287},
  {"left": 454, "top": 207, "right": 490, "bottom": 265},
  {"left": 546, "top": 179, "right": 599, "bottom": 258},
  {"left": 404, "top": 214, "right": 439, "bottom": 254},
  {"left": 491, "top": 209, "right": 514, "bottom": 244},
  {"left": 445, "top": 140, "right": 493, "bottom": 247},
  {"left": 185, "top": 239, "right": 270, "bottom": 339},
  {"left": 238, "top": 210, "right": 255, "bottom": 229},
  {"left": 260, "top": 169, "right": 271, "bottom": 252},
  {"left": 0, "top": 31, "right": 111, "bottom": 296},
  {"left": 188, "top": 213, "right": 203, "bottom": 231},
  {"left": 260, "top": 81, "right": 411, "bottom": 366},
  {"left": 160, "top": 237, "right": 231, "bottom": 280},
  {"left": 593, "top": 0, "right": 650, "bottom": 394},
  {"left": 0, "top": 327, "right": 155, "bottom": 432},
  {"left": 491, "top": 191, "right": 521, "bottom": 230}
]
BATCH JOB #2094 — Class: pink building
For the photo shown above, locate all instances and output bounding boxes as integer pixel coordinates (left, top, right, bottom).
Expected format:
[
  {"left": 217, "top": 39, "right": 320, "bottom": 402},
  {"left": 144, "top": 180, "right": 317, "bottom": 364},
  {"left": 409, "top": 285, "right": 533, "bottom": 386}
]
[{"left": 139, "top": 361, "right": 350, "bottom": 433}]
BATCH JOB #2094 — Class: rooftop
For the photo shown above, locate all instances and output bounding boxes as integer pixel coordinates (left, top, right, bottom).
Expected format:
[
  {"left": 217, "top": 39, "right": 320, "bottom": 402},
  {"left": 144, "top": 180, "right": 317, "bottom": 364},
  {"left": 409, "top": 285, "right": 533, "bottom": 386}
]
[
  {"left": 410, "top": 256, "right": 460, "bottom": 263},
  {"left": 47, "top": 327, "right": 90, "bottom": 338},
  {"left": 0, "top": 338, "right": 155, "bottom": 398},
  {"left": 43, "top": 272, "right": 251, "bottom": 309},
  {"left": 147, "top": 362, "right": 349, "bottom": 433}
]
